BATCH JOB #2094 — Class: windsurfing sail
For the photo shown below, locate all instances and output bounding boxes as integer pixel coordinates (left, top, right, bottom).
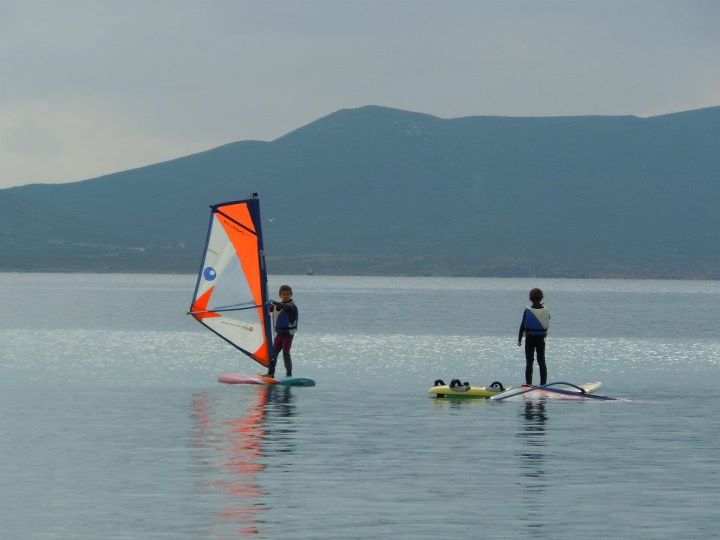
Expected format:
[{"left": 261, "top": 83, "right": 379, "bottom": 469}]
[
  {"left": 189, "top": 195, "right": 274, "bottom": 367},
  {"left": 490, "top": 381, "right": 614, "bottom": 401}
]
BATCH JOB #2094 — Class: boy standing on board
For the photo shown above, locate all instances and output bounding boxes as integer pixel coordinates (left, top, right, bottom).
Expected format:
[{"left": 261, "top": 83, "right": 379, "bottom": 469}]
[
  {"left": 266, "top": 285, "right": 299, "bottom": 378},
  {"left": 518, "top": 288, "right": 551, "bottom": 386}
]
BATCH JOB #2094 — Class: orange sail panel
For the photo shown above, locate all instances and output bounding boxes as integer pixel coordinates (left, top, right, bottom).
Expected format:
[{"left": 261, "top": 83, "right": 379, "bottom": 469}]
[{"left": 189, "top": 198, "right": 273, "bottom": 367}]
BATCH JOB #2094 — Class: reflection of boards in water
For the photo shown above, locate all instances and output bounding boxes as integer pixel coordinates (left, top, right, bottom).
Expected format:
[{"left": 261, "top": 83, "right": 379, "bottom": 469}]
[
  {"left": 491, "top": 381, "right": 602, "bottom": 401},
  {"left": 260, "top": 375, "right": 316, "bottom": 387},
  {"left": 218, "top": 373, "right": 263, "bottom": 384}
]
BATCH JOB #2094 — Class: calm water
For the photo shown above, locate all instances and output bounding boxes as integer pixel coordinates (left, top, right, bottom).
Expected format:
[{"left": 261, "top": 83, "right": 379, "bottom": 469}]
[{"left": 1, "top": 274, "right": 718, "bottom": 539}]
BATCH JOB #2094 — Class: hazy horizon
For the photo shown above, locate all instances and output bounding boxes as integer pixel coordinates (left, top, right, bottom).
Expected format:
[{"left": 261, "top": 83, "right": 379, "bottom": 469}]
[{"left": 2, "top": 0, "right": 719, "bottom": 188}]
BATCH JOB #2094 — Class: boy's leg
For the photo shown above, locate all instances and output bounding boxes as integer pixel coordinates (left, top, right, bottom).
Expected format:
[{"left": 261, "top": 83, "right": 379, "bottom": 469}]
[
  {"left": 281, "top": 334, "right": 294, "bottom": 377},
  {"left": 268, "top": 334, "right": 283, "bottom": 377},
  {"left": 536, "top": 337, "right": 547, "bottom": 385},
  {"left": 282, "top": 350, "right": 292, "bottom": 377},
  {"left": 524, "top": 339, "right": 535, "bottom": 385}
]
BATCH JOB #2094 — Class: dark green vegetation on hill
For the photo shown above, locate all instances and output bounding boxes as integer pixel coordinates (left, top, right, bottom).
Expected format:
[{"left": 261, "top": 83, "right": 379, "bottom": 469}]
[{"left": 1, "top": 105, "right": 719, "bottom": 278}]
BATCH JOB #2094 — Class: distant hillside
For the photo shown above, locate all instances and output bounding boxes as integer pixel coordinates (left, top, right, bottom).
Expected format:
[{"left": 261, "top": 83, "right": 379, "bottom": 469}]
[{"left": 1, "top": 105, "right": 719, "bottom": 278}]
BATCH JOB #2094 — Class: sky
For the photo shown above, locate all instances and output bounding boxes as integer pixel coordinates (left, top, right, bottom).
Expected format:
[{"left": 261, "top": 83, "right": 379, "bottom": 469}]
[{"left": 1, "top": 0, "right": 719, "bottom": 188}]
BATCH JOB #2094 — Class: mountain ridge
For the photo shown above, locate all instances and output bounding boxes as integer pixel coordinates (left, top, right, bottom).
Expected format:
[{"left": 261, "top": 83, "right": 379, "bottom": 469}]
[{"left": 1, "top": 105, "right": 718, "bottom": 278}]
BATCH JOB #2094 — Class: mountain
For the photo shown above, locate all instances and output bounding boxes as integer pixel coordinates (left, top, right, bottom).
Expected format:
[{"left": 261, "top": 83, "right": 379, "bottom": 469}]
[{"left": 1, "top": 105, "right": 719, "bottom": 278}]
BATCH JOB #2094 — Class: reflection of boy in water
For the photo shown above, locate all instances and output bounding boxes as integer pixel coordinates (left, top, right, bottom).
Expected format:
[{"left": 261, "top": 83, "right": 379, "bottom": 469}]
[
  {"left": 517, "top": 288, "right": 550, "bottom": 386},
  {"left": 267, "top": 285, "right": 299, "bottom": 378}
]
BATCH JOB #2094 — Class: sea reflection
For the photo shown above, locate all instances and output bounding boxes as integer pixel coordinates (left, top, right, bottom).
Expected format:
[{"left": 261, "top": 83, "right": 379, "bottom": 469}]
[
  {"left": 516, "top": 400, "right": 548, "bottom": 536},
  {"left": 192, "top": 385, "right": 297, "bottom": 538}
]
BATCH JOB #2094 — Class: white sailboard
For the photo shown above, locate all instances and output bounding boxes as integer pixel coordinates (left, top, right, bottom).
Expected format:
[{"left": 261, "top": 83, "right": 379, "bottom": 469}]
[{"left": 490, "top": 381, "right": 614, "bottom": 401}]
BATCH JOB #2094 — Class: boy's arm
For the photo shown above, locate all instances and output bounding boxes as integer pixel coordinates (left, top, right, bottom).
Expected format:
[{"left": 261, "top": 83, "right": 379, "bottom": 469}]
[
  {"left": 269, "top": 300, "right": 294, "bottom": 312},
  {"left": 518, "top": 310, "right": 526, "bottom": 345}
]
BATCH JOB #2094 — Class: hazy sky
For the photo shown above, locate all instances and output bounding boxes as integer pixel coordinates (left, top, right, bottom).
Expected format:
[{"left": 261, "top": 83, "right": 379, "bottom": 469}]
[{"left": 1, "top": 0, "right": 718, "bottom": 188}]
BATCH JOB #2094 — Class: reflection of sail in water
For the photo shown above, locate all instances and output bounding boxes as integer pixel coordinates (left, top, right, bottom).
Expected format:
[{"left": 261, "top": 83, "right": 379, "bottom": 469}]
[
  {"left": 192, "top": 385, "right": 297, "bottom": 538},
  {"left": 516, "top": 401, "right": 549, "bottom": 537},
  {"left": 218, "top": 387, "right": 270, "bottom": 535}
]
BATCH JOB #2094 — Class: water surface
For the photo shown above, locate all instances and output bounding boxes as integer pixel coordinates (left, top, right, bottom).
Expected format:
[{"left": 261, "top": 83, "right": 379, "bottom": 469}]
[{"left": 0, "top": 274, "right": 717, "bottom": 539}]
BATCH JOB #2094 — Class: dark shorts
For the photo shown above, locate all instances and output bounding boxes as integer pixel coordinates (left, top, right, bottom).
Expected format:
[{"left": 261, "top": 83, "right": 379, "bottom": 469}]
[{"left": 273, "top": 333, "right": 294, "bottom": 353}]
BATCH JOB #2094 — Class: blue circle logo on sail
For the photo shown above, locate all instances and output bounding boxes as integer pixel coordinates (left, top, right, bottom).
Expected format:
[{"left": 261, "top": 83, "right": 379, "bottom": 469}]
[{"left": 203, "top": 267, "right": 217, "bottom": 281}]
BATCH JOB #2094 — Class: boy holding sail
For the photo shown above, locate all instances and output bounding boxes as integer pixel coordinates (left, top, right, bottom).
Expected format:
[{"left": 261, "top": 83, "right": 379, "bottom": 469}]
[{"left": 266, "top": 285, "right": 299, "bottom": 378}]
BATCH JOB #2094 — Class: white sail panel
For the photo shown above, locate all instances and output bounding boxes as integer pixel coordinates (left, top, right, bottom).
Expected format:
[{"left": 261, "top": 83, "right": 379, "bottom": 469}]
[{"left": 190, "top": 198, "right": 273, "bottom": 366}]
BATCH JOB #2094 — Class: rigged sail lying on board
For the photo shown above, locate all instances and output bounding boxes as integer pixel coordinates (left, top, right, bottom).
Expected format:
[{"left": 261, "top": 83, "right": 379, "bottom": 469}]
[{"left": 189, "top": 196, "right": 273, "bottom": 367}]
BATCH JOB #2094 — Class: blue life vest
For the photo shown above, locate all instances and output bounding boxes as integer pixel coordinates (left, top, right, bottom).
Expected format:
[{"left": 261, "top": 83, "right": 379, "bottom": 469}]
[
  {"left": 273, "top": 301, "right": 298, "bottom": 335},
  {"left": 522, "top": 306, "right": 550, "bottom": 336}
]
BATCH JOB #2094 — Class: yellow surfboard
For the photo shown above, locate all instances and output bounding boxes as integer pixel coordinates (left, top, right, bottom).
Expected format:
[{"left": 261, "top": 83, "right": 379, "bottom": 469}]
[{"left": 428, "top": 381, "right": 509, "bottom": 399}]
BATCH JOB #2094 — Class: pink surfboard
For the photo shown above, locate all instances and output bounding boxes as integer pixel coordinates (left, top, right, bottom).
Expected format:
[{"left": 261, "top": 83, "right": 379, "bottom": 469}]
[{"left": 217, "top": 373, "right": 263, "bottom": 385}]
